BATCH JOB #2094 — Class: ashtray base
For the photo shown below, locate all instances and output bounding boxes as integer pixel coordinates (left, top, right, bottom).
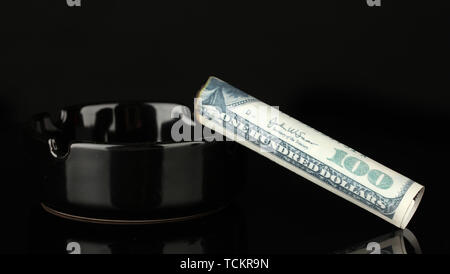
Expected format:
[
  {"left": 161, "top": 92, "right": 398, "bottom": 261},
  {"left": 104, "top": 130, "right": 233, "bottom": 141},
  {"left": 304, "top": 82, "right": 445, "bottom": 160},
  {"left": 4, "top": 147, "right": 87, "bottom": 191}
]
[{"left": 41, "top": 203, "right": 224, "bottom": 225}]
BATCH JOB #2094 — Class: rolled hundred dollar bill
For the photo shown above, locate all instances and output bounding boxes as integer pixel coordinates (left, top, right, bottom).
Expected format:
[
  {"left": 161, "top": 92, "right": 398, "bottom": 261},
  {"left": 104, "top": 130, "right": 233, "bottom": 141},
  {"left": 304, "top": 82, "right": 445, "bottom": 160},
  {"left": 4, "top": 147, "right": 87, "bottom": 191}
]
[{"left": 194, "top": 77, "right": 424, "bottom": 229}]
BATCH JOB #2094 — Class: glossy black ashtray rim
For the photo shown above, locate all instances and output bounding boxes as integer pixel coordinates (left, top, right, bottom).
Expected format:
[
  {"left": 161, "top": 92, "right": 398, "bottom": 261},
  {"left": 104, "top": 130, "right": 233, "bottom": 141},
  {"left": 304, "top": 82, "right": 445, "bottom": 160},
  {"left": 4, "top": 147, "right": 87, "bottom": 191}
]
[
  {"left": 31, "top": 101, "right": 202, "bottom": 149},
  {"left": 28, "top": 101, "right": 243, "bottom": 225}
]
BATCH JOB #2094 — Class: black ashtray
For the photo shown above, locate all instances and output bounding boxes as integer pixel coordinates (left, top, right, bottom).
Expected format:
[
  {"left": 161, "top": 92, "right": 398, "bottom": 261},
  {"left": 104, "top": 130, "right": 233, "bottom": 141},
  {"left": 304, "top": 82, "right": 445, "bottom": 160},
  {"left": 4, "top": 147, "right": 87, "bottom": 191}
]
[{"left": 26, "top": 102, "right": 245, "bottom": 224}]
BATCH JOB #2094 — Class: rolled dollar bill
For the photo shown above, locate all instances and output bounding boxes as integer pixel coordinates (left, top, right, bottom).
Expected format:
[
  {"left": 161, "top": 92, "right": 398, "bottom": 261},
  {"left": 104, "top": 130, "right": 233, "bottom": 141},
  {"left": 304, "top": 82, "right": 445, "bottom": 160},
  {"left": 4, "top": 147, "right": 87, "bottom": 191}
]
[{"left": 194, "top": 77, "right": 424, "bottom": 229}]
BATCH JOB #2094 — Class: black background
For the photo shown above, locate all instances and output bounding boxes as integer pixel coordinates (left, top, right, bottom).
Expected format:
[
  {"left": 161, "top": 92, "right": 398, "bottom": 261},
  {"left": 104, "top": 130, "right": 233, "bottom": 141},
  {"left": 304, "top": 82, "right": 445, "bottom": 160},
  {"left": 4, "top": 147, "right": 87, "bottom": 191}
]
[{"left": 1, "top": 0, "right": 449, "bottom": 253}]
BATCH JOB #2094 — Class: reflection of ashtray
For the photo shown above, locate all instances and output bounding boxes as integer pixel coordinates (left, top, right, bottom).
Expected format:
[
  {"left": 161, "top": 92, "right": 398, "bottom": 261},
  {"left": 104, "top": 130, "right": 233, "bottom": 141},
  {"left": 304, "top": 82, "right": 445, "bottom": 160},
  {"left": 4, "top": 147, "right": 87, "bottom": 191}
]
[
  {"left": 26, "top": 102, "right": 245, "bottom": 224},
  {"left": 28, "top": 205, "right": 247, "bottom": 254}
]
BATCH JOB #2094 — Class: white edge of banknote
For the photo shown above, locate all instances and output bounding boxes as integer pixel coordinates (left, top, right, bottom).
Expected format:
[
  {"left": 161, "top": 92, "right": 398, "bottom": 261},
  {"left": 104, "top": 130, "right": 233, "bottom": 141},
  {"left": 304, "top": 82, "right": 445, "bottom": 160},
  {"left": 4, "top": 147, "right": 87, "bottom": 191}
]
[{"left": 194, "top": 76, "right": 425, "bottom": 229}]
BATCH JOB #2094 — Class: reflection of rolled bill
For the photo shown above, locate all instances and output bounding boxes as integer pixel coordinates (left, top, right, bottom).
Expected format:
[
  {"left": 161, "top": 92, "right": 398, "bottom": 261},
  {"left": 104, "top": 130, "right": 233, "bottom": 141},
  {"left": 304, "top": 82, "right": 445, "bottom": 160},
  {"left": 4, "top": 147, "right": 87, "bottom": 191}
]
[
  {"left": 194, "top": 77, "right": 424, "bottom": 229},
  {"left": 335, "top": 229, "right": 422, "bottom": 254}
]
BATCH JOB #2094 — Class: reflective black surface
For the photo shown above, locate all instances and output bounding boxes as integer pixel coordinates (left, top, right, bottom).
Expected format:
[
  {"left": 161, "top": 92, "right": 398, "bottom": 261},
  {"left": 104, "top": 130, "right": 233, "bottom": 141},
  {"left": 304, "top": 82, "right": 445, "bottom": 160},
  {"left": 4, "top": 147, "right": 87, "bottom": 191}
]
[{"left": 28, "top": 205, "right": 247, "bottom": 254}]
